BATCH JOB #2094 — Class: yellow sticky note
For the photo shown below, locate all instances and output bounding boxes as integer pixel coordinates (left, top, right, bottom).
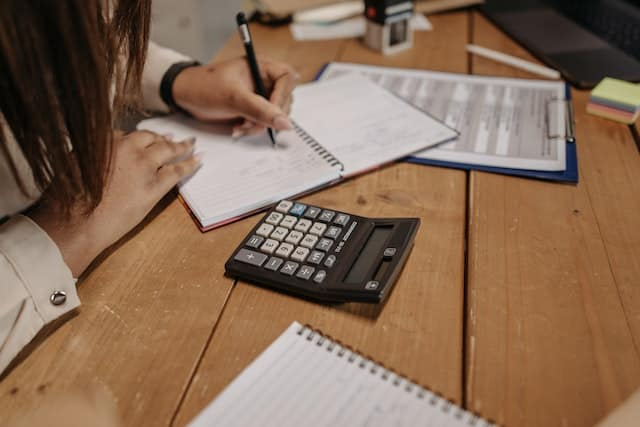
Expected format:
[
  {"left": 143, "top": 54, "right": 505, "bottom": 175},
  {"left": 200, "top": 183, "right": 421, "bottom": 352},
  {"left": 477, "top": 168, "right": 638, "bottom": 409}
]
[{"left": 591, "top": 78, "right": 640, "bottom": 107}]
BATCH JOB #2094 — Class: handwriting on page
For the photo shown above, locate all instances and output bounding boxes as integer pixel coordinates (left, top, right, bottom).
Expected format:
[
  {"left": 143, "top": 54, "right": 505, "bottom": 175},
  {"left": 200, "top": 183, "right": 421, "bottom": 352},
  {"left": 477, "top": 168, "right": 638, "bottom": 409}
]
[
  {"left": 137, "top": 116, "right": 340, "bottom": 225},
  {"left": 291, "top": 74, "right": 457, "bottom": 176}
]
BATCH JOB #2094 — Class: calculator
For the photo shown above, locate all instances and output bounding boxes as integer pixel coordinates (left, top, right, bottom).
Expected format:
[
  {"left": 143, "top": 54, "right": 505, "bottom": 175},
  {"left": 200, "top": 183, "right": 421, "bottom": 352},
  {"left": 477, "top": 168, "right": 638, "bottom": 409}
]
[{"left": 225, "top": 200, "right": 420, "bottom": 303}]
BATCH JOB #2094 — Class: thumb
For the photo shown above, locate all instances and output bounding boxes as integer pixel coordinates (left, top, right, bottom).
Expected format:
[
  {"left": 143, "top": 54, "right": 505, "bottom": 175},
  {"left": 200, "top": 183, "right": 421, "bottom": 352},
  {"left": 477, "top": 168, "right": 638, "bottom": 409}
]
[{"left": 232, "top": 91, "right": 293, "bottom": 131}]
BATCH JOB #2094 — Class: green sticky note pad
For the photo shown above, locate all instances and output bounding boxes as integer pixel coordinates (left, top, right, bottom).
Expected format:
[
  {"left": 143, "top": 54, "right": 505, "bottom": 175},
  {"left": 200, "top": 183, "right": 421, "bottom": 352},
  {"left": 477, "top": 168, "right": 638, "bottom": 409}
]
[{"left": 591, "top": 78, "right": 640, "bottom": 108}]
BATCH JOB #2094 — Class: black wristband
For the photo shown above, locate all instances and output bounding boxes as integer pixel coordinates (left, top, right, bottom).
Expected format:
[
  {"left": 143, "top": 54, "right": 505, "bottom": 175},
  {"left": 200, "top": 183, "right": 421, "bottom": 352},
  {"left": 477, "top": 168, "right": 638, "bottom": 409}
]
[{"left": 159, "top": 60, "right": 202, "bottom": 114}]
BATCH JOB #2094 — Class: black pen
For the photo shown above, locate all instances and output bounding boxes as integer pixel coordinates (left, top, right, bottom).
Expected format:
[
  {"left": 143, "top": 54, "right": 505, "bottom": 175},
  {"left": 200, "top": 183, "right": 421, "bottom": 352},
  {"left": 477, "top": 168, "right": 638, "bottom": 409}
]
[{"left": 236, "top": 12, "right": 276, "bottom": 146}]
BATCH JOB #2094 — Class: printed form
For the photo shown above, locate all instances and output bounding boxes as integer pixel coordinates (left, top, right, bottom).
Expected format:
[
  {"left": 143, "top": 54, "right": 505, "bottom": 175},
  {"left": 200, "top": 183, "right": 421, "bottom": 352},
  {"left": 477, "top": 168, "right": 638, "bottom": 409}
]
[{"left": 321, "top": 63, "right": 568, "bottom": 171}]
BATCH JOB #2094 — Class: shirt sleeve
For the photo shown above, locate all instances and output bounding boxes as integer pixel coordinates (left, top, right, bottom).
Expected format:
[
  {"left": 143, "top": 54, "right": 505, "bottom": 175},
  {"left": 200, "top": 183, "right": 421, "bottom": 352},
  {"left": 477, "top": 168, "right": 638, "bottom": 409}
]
[
  {"left": 0, "top": 215, "right": 80, "bottom": 375},
  {"left": 141, "top": 41, "right": 193, "bottom": 113}
]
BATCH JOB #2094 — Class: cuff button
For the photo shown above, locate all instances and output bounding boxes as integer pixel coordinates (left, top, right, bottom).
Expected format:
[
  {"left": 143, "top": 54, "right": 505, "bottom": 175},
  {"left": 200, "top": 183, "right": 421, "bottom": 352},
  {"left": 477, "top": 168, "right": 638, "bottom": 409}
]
[{"left": 50, "top": 291, "right": 67, "bottom": 306}]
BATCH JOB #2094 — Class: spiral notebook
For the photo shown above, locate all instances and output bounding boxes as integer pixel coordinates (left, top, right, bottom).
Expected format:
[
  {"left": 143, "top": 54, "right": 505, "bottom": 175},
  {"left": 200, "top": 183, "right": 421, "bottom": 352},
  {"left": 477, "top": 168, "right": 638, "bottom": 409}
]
[
  {"left": 189, "top": 321, "right": 493, "bottom": 427},
  {"left": 138, "top": 74, "right": 457, "bottom": 231}
]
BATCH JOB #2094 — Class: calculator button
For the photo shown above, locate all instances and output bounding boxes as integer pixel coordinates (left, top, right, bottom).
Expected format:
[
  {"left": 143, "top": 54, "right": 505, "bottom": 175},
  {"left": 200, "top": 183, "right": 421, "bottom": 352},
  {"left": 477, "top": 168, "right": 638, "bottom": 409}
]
[
  {"left": 365, "top": 281, "right": 380, "bottom": 290},
  {"left": 307, "top": 250, "right": 325, "bottom": 265},
  {"left": 319, "top": 210, "right": 336, "bottom": 222},
  {"left": 383, "top": 247, "right": 397, "bottom": 258},
  {"left": 234, "top": 249, "right": 268, "bottom": 267},
  {"left": 275, "top": 243, "right": 294, "bottom": 258},
  {"left": 324, "top": 226, "right": 342, "bottom": 239},
  {"left": 246, "top": 235, "right": 265, "bottom": 249},
  {"left": 316, "top": 238, "right": 334, "bottom": 252},
  {"left": 324, "top": 255, "right": 337, "bottom": 268},
  {"left": 264, "top": 257, "right": 284, "bottom": 271},
  {"left": 291, "top": 247, "right": 310, "bottom": 263},
  {"left": 296, "top": 266, "right": 315, "bottom": 281},
  {"left": 266, "top": 212, "right": 284, "bottom": 226},
  {"left": 334, "top": 214, "right": 350, "bottom": 226},
  {"left": 310, "top": 222, "right": 327, "bottom": 236},
  {"left": 289, "top": 203, "right": 307, "bottom": 216},
  {"left": 256, "top": 223, "right": 274, "bottom": 238},
  {"left": 313, "top": 270, "right": 327, "bottom": 284},
  {"left": 280, "top": 261, "right": 299, "bottom": 276},
  {"left": 285, "top": 230, "right": 304, "bottom": 245},
  {"left": 260, "top": 239, "right": 279, "bottom": 254},
  {"left": 294, "top": 219, "right": 312, "bottom": 233},
  {"left": 280, "top": 215, "right": 298, "bottom": 229},
  {"left": 271, "top": 227, "right": 288, "bottom": 241},
  {"left": 276, "top": 200, "right": 293, "bottom": 214},
  {"left": 300, "top": 234, "right": 319, "bottom": 249},
  {"left": 303, "top": 206, "right": 321, "bottom": 219}
]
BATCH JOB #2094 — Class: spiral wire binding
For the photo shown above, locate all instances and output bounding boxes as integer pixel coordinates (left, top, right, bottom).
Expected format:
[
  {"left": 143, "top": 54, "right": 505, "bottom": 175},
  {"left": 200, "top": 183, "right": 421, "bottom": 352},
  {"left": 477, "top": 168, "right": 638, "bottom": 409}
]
[
  {"left": 296, "top": 324, "right": 497, "bottom": 427},
  {"left": 292, "top": 122, "right": 344, "bottom": 171}
]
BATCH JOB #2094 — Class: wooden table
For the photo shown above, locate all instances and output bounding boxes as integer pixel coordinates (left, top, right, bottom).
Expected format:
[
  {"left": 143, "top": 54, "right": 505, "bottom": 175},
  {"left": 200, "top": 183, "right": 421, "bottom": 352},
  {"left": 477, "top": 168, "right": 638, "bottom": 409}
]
[{"left": 2, "top": 10, "right": 639, "bottom": 427}]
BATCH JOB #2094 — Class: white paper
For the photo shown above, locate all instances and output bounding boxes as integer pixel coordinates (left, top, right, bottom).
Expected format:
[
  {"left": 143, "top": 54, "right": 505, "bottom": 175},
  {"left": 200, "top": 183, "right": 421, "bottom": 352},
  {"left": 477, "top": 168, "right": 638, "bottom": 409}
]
[
  {"left": 188, "top": 322, "right": 488, "bottom": 427},
  {"left": 137, "top": 117, "right": 341, "bottom": 228},
  {"left": 320, "top": 62, "right": 567, "bottom": 171},
  {"left": 291, "top": 74, "right": 458, "bottom": 176},
  {"left": 291, "top": 14, "right": 432, "bottom": 41}
]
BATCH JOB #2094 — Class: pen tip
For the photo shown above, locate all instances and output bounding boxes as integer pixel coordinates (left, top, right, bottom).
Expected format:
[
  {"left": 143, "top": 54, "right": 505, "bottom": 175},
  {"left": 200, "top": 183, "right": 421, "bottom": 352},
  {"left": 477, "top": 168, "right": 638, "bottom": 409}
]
[{"left": 236, "top": 12, "right": 247, "bottom": 26}]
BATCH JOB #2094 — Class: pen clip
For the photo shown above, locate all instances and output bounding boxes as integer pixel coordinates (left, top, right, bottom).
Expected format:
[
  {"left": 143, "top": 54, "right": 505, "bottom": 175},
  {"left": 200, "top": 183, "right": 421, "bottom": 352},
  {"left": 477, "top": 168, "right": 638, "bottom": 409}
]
[{"left": 545, "top": 97, "right": 576, "bottom": 143}]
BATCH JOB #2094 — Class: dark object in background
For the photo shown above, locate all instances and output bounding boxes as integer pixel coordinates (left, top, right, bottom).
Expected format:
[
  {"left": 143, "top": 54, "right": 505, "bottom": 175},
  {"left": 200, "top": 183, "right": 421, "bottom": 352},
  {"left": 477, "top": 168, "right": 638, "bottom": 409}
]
[{"left": 481, "top": 0, "right": 640, "bottom": 89}]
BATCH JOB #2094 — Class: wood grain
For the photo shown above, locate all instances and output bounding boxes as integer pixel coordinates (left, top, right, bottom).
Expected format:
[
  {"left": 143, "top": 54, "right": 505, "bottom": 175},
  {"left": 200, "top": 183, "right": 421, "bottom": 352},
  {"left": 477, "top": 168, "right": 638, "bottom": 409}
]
[
  {"left": 174, "top": 13, "right": 470, "bottom": 426},
  {"left": 466, "top": 12, "right": 640, "bottom": 427},
  {"left": 0, "top": 196, "right": 239, "bottom": 426}
]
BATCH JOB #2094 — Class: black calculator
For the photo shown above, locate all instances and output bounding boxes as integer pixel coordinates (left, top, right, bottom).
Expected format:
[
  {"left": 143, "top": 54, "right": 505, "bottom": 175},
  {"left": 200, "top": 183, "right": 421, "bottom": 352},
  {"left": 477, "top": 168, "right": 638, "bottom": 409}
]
[{"left": 225, "top": 200, "right": 420, "bottom": 303}]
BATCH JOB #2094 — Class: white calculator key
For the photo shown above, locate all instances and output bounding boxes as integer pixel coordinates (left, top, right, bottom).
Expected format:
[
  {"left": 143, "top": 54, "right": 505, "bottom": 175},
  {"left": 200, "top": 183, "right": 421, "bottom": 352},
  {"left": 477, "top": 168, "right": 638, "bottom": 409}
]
[
  {"left": 285, "top": 230, "right": 304, "bottom": 245},
  {"left": 271, "top": 227, "right": 288, "bottom": 241},
  {"left": 294, "top": 219, "right": 312, "bottom": 233},
  {"left": 276, "top": 200, "right": 293, "bottom": 214},
  {"left": 275, "top": 243, "right": 294, "bottom": 258},
  {"left": 280, "top": 215, "right": 298, "bottom": 229},
  {"left": 291, "top": 247, "right": 310, "bottom": 263},
  {"left": 260, "top": 239, "right": 279, "bottom": 254},
  {"left": 266, "top": 212, "right": 284, "bottom": 226},
  {"left": 300, "top": 234, "right": 318, "bottom": 249},
  {"left": 256, "top": 223, "right": 274, "bottom": 238},
  {"left": 310, "top": 222, "right": 327, "bottom": 236}
]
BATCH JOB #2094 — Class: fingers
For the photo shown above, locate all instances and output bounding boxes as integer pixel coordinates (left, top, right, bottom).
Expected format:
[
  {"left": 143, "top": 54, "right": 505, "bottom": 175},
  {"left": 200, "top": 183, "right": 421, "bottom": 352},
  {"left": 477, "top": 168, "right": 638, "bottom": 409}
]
[
  {"left": 156, "top": 154, "right": 203, "bottom": 195},
  {"left": 145, "top": 136, "right": 196, "bottom": 170},
  {"left": 230, "top": 90, "right": 293, "bottom": 131},
  {"left": 261, "top": 58, "right": 298, "bottom": 114},
  {"left": 264, "top": 65, "right": 298, "bottom": 113}
]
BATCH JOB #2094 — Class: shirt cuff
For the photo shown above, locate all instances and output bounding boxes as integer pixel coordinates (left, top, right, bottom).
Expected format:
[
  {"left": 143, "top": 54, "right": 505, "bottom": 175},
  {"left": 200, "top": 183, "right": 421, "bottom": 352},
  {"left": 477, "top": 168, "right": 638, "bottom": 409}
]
[
  {"left": 0, "top": 215, "right": 80, "bottom": 324},
  {"left": 142, "top": 41, "right": 193, "bottom": 113}
]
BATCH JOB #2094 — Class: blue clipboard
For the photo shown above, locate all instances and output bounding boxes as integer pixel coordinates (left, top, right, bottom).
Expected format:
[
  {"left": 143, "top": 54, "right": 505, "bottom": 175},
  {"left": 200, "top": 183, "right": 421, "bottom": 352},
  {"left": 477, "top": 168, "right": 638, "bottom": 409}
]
[{"left": 315, "top": 64, "right": 579, "bottom": 184}]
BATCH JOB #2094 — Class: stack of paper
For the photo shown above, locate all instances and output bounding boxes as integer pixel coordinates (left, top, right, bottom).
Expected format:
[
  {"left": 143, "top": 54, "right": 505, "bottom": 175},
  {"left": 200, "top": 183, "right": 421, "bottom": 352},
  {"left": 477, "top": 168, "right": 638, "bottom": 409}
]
[{"left": 587, "top": 77, "right": 640, "bottom": 124}]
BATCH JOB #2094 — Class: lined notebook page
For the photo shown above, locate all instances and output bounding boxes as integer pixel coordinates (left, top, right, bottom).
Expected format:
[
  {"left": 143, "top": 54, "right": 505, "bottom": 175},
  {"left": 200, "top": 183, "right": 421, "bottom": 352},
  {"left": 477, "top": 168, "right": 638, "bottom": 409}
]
[
  {"left": 189, "top": 322, "right": 493, "bottom": 427},
  {"left": 138, "top": 116, "right": 341, "bottom": 229},
  {"left": 291, "top": 74, "right": 458, "bottom": 177}
]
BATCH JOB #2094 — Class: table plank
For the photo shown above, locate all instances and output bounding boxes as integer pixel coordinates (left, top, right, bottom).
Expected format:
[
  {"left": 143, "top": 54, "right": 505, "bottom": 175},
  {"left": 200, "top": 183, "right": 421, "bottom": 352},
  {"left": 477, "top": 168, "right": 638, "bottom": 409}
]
[
  {"left": 466, "top": 12, "right": 640, "bottom": 427},
  {"left": 0, "top": 197, "right": 239, "bottom": 426},
  {"left": 174, "top": 13, "right": 470, "bottom": 426}
]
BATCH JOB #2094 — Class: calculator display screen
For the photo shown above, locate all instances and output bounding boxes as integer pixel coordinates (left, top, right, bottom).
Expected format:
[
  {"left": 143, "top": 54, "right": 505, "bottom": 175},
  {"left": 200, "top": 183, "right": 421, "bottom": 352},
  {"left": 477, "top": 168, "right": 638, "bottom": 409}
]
[{"left": 344, "top": 226, "right": 392, "bottom": 284}]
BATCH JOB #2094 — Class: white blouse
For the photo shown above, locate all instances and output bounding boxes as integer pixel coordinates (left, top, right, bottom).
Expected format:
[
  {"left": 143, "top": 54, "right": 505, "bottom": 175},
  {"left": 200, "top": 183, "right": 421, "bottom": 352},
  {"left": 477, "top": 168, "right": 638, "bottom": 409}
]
[{"left": 0, "top": 42, "right": 190, "bottom": 375}]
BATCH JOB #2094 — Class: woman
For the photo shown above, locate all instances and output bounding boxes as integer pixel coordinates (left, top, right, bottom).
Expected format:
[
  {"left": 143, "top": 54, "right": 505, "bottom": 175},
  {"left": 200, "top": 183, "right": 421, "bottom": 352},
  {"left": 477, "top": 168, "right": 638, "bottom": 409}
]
[{"left": 0, "top": 0, "right": 297, "bottom": 375}]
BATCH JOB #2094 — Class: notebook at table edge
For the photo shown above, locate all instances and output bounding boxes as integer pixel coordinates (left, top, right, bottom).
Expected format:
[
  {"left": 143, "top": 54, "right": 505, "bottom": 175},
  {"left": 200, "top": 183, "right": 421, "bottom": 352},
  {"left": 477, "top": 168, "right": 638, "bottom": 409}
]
[
  {"left": 315, "top": 63, "right": 578, "bottom": 183},
  {"left": 187, "top": 320, "right": 496, "bottom": 427}
]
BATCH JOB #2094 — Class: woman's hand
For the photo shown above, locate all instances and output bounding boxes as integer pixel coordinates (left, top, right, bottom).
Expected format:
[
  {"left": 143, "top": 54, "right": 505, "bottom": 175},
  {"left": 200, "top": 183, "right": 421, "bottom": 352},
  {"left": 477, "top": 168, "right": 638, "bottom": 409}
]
[
  {"left": 172, "top": 57, "right": 299, "bottom": 138},
  {"left": 29, "top": 131, "right": 201, "bottom": 277}
]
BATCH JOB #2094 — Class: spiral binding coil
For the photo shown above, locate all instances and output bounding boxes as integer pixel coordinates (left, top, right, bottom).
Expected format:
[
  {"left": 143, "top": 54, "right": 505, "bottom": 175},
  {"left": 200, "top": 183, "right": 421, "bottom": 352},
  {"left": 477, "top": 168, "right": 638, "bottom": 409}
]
[
  {"left": 296, "top": 324, "right": 496, "bottom": 427},
  {"left": 293, "top": 122, "right": 344, "bottom": 170}
]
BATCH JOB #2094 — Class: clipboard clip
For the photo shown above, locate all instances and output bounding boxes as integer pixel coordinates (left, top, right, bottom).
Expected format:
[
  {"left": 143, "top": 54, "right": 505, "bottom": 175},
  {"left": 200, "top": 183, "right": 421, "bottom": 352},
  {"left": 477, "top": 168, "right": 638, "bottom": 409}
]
[{"left": 545, "top": 97, "right": 576, "bottom": 143}]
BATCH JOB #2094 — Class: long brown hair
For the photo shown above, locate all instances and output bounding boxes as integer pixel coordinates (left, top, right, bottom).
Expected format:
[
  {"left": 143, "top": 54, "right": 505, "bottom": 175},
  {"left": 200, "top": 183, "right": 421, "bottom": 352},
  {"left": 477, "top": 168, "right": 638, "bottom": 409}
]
[{"left": 0, "top": 0, "right": 151, "bottom": 213}]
